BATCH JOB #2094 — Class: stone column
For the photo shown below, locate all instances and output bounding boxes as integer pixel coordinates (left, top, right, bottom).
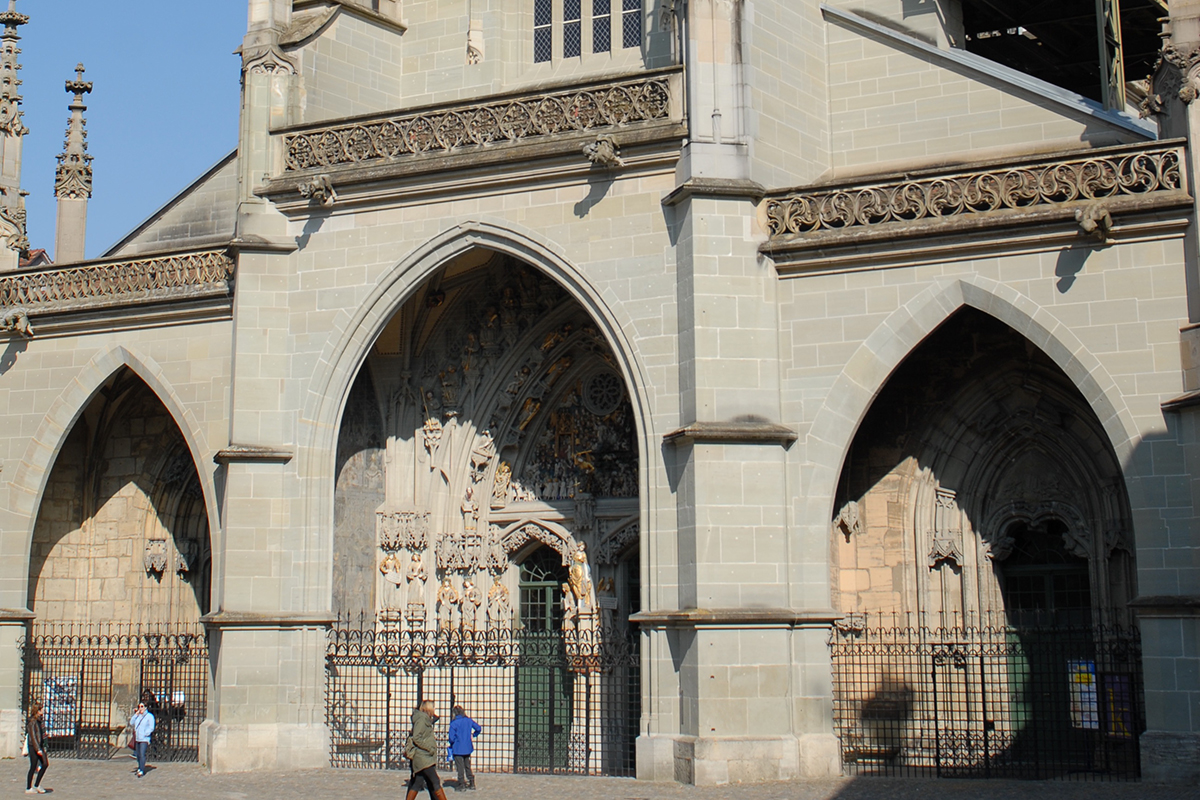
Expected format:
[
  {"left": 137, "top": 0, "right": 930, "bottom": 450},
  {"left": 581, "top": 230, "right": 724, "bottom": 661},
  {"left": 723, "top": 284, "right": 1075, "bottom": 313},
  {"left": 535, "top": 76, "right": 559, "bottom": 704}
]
[
  {"left": 628, "top": 2, "right": 842, "bottom": 784},
  {"left": 200, "top": 0, "right": 330, "bottom": 773},
  {"left": 0, "top": 610, "right": 31, "bottom": 757},
  {"left": 1136, "top": 1, "right": 1200, "bottom": 781}
]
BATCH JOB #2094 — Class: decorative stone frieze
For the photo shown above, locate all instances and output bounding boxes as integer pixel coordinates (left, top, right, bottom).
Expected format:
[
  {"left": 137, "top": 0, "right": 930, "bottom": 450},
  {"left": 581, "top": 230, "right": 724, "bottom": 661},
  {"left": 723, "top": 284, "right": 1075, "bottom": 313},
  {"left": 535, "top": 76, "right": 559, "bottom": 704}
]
[
  {"left": 764, "top": 142, "right": 1185, "bottom": 238},
  {"left": 0, "top": 249, "right": 234, "bottom": 314},
  {"left": 281, "top": 73, "right": 672, "bottom": 172},
  {"left": 377, "top": 509, "right": 430, "bottom": 553}
]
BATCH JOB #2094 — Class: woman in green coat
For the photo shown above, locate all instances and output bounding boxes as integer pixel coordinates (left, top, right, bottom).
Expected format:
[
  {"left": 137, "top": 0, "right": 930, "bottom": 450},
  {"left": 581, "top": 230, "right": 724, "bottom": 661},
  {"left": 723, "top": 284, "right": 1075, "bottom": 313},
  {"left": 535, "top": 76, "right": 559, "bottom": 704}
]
[{"left": 404, "top": 700, "right": 447, "bottom": 800}]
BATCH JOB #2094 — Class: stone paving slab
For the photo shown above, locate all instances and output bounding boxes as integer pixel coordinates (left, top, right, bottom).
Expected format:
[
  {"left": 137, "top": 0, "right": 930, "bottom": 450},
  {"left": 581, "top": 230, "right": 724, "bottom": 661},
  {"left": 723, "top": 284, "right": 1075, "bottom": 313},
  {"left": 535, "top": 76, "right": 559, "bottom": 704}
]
[{"left": 0, "top": 759, "right": 1192, "bottom": 800}]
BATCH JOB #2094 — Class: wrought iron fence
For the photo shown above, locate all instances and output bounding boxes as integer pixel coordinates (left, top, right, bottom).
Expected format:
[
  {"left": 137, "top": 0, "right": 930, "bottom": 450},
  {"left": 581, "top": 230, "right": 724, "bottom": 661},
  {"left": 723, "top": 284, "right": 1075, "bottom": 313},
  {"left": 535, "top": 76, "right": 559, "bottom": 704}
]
[
  {"left": 326, "top": 622, "right": 639, "bottom": 777},
  {"left": 23, "top": 623, "right": 209, "bottom": 763},
  {"left": 830, "top": 613, "right": 1143, "bottom": 781}
]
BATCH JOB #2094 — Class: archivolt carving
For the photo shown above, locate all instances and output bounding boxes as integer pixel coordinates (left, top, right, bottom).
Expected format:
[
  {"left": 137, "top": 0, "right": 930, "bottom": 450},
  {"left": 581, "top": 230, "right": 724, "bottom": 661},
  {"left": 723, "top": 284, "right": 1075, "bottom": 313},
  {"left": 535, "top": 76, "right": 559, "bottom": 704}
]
[
  {"left": 983, "top": 500, "right": 1091, "bottom": 561},
  {"left": 498, "top": 520, "right": 576, "bottom": 565},
  {"left": 597, "top": 520, "right": 639, "bottom": 565},
  {"left": 283, "top": 74, "right": 671, "bottom": 171},
  {"left": 764, "top": 144, "right": 1183, "bottom": 237},
  {"left": 0, "top": 250, "right": 234, "bottom": 313}
]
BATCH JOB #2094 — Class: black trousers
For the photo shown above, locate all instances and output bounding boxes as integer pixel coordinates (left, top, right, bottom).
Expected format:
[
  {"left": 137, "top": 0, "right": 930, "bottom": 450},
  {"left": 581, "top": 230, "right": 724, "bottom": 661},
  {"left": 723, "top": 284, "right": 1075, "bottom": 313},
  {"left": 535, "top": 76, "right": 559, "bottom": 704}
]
[
  {"left": 454, "top": 754, "right": 475, "bottom": 788},
  {"left": 407, "top": 764, "right": 442, "bottom": 798},
  {"left": 26, "top": 748, "right": 47, "bottom": 789}
]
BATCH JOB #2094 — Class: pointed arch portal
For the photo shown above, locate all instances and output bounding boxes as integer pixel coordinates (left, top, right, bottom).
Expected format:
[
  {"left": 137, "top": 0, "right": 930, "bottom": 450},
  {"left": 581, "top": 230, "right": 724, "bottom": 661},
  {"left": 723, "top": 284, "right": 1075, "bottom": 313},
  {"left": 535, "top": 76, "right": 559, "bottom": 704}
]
[
  {"left": 326, "top": 246, "right": 640, "bottom": 777},
  {"left": 827, "top": 308, "right": 1143, "bottom": 780}
]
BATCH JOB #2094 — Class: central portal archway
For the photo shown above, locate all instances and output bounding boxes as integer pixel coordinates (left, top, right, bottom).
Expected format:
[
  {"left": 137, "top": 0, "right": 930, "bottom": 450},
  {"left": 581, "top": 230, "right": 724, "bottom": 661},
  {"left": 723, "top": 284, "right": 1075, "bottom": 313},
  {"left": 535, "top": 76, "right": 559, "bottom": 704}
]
[{"left": 326, "top": 249, "right": 641, "bottom": 777}]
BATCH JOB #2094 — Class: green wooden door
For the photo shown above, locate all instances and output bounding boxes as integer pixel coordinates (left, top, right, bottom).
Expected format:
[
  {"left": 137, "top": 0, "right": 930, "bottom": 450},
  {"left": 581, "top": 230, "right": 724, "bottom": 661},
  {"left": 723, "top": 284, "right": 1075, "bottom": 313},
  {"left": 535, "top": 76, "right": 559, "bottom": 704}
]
[{"left": 515, "top": 548, "right": 572, "bottom": 772}]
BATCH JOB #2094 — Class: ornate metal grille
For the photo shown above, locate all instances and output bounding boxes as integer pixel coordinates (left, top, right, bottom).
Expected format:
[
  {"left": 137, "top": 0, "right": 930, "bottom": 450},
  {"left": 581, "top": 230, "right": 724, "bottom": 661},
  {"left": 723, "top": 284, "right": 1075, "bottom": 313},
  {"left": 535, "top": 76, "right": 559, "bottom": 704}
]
[
  {"left": 830, "top": 613, "right": 1143, "bottom": 781},
  {"left": 23, "top": 623, "right": 209, "bottom": 763},
  {"left": 326, "top": 623, "right": 639, "bottom": 777}
]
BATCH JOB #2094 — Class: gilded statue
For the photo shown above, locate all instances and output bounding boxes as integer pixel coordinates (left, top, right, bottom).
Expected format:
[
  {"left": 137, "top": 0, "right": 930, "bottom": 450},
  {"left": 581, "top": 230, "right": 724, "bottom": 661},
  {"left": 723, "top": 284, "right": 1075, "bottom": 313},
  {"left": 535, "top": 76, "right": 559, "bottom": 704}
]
[{"left": 568, "top": 541, "right": 594, "bottom": 614}]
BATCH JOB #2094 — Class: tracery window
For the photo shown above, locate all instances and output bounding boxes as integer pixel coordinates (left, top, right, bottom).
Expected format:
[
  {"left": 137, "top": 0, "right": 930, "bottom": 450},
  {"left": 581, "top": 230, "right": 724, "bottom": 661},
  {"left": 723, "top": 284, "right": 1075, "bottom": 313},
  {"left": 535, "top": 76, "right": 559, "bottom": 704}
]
[{"left": 533, "top": 0, "right": 643, "bottom": 63}]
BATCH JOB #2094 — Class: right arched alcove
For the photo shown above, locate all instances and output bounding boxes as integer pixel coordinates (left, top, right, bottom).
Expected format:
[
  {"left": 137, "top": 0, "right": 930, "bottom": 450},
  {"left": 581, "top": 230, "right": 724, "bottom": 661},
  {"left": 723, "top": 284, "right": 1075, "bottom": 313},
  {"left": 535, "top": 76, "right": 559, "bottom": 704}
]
[{"left": 832, "top": 308, "right": 1136, "bottom": 628}]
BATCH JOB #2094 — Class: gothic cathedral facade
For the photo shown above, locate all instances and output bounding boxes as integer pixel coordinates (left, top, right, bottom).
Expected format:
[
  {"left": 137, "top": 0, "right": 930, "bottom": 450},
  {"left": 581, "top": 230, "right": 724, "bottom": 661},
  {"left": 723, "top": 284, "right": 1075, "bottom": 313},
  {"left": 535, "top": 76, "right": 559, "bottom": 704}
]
[{"left": 0, "top": 0, "right": 1198, "bottom": 785}]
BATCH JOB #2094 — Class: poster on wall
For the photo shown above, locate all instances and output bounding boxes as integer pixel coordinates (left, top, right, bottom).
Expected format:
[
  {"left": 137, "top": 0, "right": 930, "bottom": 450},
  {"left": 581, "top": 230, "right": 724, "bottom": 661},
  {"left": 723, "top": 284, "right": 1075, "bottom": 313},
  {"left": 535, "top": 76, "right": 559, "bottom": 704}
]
[
  {"left": 1068, "top": 659, "right": 1099, "bottom": 730},
  {"left": 42, "top": 676, "right": 78, "bottom": 737},
  {"left": 1101, "top": 673, "right": 1135, "bottom": 739}
]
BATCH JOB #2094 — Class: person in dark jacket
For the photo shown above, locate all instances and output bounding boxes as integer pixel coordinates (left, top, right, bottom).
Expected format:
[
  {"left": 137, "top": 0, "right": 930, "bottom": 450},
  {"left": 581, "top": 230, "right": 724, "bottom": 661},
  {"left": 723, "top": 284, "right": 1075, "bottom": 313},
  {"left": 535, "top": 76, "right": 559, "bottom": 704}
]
[
  {"left": 404, "top": 700, "right": 447, "bottom": 800},
  {"left": 25, "top": 700, "right": 48, "bottom": 794},
  {"left": 447, "top": 705, "right": 482, "bottom": 791}
]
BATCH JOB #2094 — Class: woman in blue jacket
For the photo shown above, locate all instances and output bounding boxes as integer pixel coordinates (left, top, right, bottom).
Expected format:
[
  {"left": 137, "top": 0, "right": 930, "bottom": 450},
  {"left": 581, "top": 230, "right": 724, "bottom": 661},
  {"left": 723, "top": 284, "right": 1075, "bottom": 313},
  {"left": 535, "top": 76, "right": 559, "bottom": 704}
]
[
  {"left": 130, "top": 700, "right": 156, "bottom": 778},
  {"left": 446, "top": 705, "right": 482, "bottom": 791}
]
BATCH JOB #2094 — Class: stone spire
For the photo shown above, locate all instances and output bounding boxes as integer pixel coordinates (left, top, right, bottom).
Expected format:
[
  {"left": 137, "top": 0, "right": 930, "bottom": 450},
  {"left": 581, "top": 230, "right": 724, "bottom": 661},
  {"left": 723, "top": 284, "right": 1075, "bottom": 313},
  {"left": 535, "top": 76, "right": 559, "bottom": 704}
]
[
  {"left": 54, "top": 64, "right": 92, "bottom": 263},
  {"left": 0, "top": 0, "right": 29, "bottom": 270}
]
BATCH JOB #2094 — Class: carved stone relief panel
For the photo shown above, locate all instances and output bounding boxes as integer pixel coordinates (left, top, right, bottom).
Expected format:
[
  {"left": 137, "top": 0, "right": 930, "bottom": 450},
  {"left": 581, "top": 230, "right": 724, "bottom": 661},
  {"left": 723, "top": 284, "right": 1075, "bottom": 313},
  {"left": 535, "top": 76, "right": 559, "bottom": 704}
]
[
  {"left": 346, "top": 256, "right": 643, "bottom": 630},
  {"left": 927, "top": 489, "right": 963, "bottom": 569}
]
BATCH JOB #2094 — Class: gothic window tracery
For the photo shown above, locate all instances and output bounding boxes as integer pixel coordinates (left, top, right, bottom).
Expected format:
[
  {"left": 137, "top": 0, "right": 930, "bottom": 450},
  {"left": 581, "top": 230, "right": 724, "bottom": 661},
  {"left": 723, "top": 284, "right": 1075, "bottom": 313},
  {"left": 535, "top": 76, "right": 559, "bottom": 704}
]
[{"left": 533, "top": 0, "right": 643, "bottom": 63}]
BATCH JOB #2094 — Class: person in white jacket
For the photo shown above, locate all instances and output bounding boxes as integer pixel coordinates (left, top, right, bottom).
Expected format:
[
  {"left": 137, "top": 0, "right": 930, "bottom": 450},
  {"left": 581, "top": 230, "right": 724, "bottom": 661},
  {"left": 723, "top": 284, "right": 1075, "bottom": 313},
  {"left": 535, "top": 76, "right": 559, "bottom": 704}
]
[{"left": 130, "top": 701, "right": 156, "bottom": 778}]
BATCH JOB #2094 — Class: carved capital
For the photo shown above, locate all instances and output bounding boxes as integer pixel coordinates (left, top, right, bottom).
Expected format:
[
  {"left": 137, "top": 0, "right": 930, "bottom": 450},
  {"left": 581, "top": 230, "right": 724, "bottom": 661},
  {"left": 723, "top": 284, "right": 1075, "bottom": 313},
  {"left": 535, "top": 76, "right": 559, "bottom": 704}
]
[
  {"left": 1162, "top": 44, "right": 1200, "bottom": 106},
  {"left": 242, "top": 43, "right": 298, "bottom": 78}
]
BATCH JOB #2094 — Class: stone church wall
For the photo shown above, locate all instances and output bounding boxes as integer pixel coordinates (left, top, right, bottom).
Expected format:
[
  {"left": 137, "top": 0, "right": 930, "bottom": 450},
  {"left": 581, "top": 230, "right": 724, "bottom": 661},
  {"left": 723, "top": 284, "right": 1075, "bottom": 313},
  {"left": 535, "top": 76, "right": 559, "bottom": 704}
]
[
  {"left": 824, "top": 10, "right": 1148, "bottom": 173},
  {"left": 106, "top": 153, "right": 239, "bottom": 258}
]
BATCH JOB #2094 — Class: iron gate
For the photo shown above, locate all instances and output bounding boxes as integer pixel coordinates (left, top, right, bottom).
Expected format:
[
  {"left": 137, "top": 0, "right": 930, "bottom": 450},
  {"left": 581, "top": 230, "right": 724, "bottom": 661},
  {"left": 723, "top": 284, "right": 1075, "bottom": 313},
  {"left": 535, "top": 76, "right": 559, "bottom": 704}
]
[
  {"left": 831, "top": 614, "right": 1143, "bottom": 781},
  {"left": 326, "top": 624, "right": 640, "bottom": 776},
  {"left": 23, "top": 623, "right": 209, "bottom": 762}
]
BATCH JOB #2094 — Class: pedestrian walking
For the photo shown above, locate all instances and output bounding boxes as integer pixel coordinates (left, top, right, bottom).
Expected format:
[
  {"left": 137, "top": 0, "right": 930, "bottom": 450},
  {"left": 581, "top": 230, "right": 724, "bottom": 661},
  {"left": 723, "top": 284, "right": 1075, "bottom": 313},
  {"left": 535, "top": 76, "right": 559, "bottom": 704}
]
[
  {"left": 130, "top": 699, "right": 156, "bottom": 778},
  {"left": 447, "top": 705, "right": 482, "bottom": 791},
  {"left": 24, "top": 700, "right": 48, "bottom": 794},
  {"left": 403, "top": 700, "right": 448, "bottom": 800}
]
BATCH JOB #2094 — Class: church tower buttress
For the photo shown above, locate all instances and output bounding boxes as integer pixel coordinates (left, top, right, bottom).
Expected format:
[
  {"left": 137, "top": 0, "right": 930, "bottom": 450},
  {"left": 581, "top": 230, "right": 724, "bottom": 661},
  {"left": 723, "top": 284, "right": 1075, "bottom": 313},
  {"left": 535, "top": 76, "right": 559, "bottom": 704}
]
[
  {"left": 0, "top": 0, "right": 29, "bottom": 271},
  {"left": 54, "top": 64, "right": 93, "bottom": 264}
]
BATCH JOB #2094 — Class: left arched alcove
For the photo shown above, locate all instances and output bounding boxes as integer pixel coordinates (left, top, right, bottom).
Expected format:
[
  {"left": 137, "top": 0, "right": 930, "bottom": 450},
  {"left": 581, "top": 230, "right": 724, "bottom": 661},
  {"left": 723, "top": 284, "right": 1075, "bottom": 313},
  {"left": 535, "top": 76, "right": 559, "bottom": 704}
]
[{"left": 28, "top": 368, "right": 212, "bottom": 626}]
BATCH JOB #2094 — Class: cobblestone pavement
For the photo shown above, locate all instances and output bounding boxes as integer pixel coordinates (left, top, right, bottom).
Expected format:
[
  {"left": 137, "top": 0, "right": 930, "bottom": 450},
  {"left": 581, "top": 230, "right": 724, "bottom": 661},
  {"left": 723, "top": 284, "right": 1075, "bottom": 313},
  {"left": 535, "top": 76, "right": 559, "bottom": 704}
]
[{"left": 0, "top": 759, "right": 1194, "bottom": 799}]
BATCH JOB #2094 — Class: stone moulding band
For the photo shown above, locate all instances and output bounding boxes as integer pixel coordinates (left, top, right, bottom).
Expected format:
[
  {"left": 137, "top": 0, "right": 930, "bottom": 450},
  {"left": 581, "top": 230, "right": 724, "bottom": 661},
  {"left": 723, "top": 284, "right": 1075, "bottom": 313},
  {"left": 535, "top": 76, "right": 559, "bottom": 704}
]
[
  {"left": 630, "top": 608, "right": 842, "bottom": 629},
  {"left": 763, "top": 140, "right": 1187, "bottom": 240},
  {"left": 280, "top": 71, "right": 676, "bottom": 172},
  {"left": 200, "top": 611, "right": 337, "bottom": 629},
  {"left": 0, "top": 249, "right": 235, "bottom": 315},
  {"left": 213, "top": 445, "right": 295, "bottom": 465},
  {"left": 1128, "top": 594, "right": 1200, "bottom": 617}
]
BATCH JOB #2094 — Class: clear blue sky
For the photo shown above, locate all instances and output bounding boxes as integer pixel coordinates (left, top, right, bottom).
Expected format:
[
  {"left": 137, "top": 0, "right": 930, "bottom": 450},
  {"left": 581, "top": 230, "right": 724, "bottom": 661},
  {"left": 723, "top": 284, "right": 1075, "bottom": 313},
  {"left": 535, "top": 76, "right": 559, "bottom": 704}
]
[{"left": 19, "top": 1, "right": 246, "bottom": 260}]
